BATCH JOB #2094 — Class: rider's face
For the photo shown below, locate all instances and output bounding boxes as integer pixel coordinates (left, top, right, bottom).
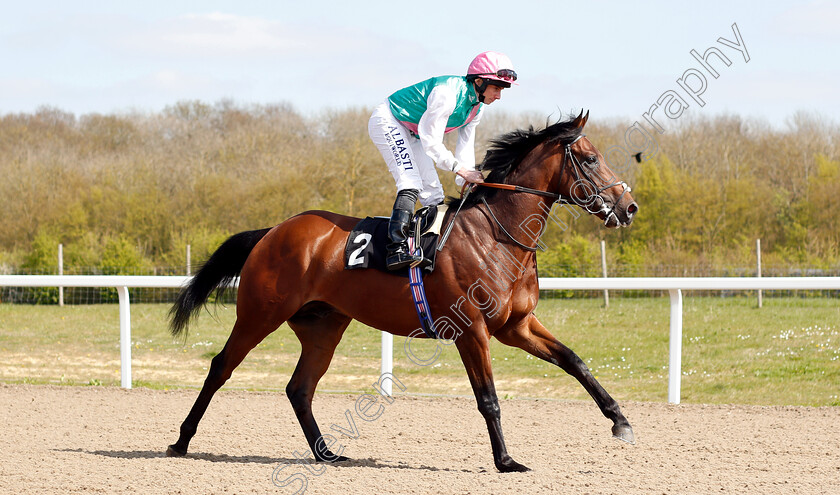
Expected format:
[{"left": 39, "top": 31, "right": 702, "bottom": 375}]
[{"left": 481, "top": 83, "right": 504, "bottom": 104}]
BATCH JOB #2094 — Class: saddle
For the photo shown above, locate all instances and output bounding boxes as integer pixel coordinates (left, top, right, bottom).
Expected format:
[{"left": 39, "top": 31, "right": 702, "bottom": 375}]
[{"left": 344, "top": 204, "right": 448, "bottom": 277}]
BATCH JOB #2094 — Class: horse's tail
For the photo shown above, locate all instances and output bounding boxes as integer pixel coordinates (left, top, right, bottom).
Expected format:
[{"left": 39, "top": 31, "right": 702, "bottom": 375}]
[{"left": 169, "top": 227, "right": 273, "bottom": 338}]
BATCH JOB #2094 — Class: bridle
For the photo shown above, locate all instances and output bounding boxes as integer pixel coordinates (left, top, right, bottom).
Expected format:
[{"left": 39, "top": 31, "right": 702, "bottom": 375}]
[
  {"left": 476, "top": 133, "right": 632, "bottom": 251},
  {"left": 558, "top": 134, "right": 632, "bottom": 223}
]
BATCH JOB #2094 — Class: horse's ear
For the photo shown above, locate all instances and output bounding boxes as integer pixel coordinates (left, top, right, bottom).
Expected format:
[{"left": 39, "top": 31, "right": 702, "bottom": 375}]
[
  {"left": 572, "top": 109, "right": 585, "bottom": 128},
  {"left": 573, "top": 110, "right": 589, "bottom": 128}
]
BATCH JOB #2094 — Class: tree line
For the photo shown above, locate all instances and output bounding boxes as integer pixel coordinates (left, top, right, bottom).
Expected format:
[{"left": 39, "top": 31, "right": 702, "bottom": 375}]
[{"left": 1, "top": 100, "right": 837, "bottom": 277}]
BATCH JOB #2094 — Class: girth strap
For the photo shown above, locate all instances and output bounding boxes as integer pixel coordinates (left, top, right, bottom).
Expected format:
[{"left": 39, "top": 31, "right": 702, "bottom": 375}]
[{"left": 407, "top": 236, "right": 437, "bottom": 338}]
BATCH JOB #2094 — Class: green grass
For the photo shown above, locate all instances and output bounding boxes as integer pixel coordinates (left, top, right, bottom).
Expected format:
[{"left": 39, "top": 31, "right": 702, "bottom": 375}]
[{"left": 0, "top": 297, "right": 837, "bottom": 406}]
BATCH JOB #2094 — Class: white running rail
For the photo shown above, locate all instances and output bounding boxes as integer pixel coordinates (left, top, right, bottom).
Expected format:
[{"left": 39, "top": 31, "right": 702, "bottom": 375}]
[
  {"left": 1, "top": 275, "right": 838, "bottom": 403},
  {"left": 0, "top": 275, "right": 189, "bottom": 389}
]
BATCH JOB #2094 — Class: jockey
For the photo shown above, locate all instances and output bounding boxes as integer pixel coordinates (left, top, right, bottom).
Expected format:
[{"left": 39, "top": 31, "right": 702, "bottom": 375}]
[{"left": 368, "top": 51, "right": 517, "bottom": 271}]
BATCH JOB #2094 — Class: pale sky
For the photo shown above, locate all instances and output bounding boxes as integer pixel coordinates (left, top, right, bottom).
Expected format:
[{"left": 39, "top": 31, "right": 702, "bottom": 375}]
[{"left": 1, "top": 0, "right": 838, "bottom": 128}]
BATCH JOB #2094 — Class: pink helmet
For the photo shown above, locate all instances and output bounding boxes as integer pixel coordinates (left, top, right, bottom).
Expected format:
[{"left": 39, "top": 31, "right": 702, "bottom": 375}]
[{"left": 467, "top": 51, "right": 518, "bottom": 86}]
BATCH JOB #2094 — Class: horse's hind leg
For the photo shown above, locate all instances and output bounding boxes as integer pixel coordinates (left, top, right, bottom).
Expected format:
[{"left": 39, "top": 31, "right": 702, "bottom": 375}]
[
  {"left": 285, "top": 303, "right": 352, "bottom": 462},
  {"left": 495, "top": 313, "right": 635, "bottom": 444},
  {"left": 166, "top": 316, "right": 280, "bottom": 457}
]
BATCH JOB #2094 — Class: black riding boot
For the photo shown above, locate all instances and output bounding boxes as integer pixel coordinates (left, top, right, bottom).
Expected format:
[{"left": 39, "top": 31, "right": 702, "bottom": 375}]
[{"left": 386, "top": 189, "right": 424, "bottom": 271}]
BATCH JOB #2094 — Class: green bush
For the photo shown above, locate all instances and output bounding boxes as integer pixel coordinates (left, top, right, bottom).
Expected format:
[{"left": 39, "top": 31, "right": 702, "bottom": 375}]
[
  {"left": 98, "top": 235, "right": 153, "bottom": 302},
  {"left": 1, "top": 103, "right": 838, "bottom": 280},
  {"left": 19, "top": 230, "right": 60, "bottom": 304},
  {"left": 537, "top": 235, "right": 598, "bottom": 297}
]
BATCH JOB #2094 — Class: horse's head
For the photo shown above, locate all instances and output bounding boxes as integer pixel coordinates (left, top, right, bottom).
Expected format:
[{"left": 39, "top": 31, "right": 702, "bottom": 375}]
[
  {"left": 554, "top": 111, "right": 638, "bottom": 228},
  {"left": 457, "top": 113, "right": 638, "bottom": 231}
]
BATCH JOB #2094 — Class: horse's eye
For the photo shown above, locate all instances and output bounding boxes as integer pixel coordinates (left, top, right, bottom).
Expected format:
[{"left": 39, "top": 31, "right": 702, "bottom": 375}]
[{"left": 587, "top": 155, "right": 599, "bottom": 167}]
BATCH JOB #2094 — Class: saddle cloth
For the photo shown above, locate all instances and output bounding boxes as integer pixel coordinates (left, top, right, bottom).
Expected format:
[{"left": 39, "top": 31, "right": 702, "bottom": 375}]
[{"left": 344, "top": 204, "right": 448, "bottom": 276}]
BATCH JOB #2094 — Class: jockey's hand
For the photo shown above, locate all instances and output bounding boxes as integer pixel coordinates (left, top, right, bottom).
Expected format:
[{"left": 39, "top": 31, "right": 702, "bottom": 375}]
[{"left": 456, "top": 168, "right": 484, "bottom": 184}]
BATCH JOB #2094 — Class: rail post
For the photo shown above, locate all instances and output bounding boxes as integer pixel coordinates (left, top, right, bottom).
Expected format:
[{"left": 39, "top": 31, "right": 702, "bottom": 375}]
[
  {"left": 58, "top": 244, "right": 64, "bottom": 307},
  {"left": 117, "top": 286, "right": 132, "bottom": 389},
  {"left": 756, "top": 239, "right": 763, "bottom": 308},
  {"left": 380, "top": 332, "right": 393, "bottom": 395},
  {"left": 600, "top": 240, "right": 609, "bottom": 308},
  {"left": 668, "top": 289, "right": 683, "bottom": 404}
]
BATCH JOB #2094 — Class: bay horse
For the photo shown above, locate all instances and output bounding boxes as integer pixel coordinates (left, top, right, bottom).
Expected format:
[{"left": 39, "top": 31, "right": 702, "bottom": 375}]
[{"left": 165, "top": 110, "right": 638, "bottom": 472}]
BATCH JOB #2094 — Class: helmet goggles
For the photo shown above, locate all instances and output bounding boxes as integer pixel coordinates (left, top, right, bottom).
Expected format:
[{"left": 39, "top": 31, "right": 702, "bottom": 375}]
[{"left": 474, "top": 69, "right": 518, "bottom": 83}]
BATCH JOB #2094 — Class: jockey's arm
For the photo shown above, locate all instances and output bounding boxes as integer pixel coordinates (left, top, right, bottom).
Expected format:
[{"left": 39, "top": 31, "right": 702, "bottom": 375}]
[
  {"left": 453, "top": 107, "right": 483, "bottom": 186},
  {"left": 418, "top": 86, "right": 483, "bottom": 183},
  {"left": 454, "top": 106, "right": 481, "bottom": 169},
  {"left": 417, "top": 86, "right": 461, "bottom": 173}
]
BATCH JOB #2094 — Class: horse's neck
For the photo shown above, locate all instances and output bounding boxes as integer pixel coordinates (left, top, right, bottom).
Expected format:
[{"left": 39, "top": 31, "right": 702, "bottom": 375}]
[
  {"left": 502, "top": 140, "right": 557, "bottom": 192},
  {"left": 463, "top": 193, "right": 545, "bottom": 272},
  {"left": 492, "top": 148, "right": 556, "bottom": 226},
  {"left": 481, "top": 189, "right": 554, "bottom": 249},
  {"left": 453, "top": 145, "right": 559, "bottom": 268}
]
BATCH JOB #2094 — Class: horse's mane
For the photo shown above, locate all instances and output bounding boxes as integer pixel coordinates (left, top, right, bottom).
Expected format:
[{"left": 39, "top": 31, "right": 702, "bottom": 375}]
[{"left": 447, "top": 117, "right": 583, "bottom": 209}]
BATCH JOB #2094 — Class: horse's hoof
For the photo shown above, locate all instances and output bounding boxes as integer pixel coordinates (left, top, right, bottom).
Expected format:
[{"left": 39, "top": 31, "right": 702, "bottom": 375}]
[
  {"left": 315, "top": 451, "right": 350, "bottom": 463},
  {"left": 612, "top": 424, "right": 636, "bottom": 445},
  {"left": 497, "top": 457, "right": 531, "bottom": 473},
  {"left": 166, "top": 445, "right": 187, "bottom": 457}
]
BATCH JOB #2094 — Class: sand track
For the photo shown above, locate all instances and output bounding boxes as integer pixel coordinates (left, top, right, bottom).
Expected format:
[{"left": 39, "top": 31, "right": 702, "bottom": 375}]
[{"left": 1, "top": 384, "right": 837, "bottom": 494}]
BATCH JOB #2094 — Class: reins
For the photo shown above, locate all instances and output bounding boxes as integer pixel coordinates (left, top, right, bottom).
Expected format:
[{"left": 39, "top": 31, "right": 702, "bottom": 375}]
[
  {"left": 473, "top": 181, "right": 560, "bottom": 200},
  {"left": 475, "top": 133, "right": 582, "bottom": 204},
  {"left": 479, "top": 196, "right": 540, "bottom": 252}
]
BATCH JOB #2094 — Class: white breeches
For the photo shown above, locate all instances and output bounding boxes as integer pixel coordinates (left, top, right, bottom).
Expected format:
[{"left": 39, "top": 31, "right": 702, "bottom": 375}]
[{"left": 368, "top": 102, "right": 444, "bottom": 207}]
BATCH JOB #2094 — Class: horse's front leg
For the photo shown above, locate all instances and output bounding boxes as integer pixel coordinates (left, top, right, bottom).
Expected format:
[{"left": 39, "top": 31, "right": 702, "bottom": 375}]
[
  {"left": 495, "top": 313, "right": 635, "bottom": 444},
  {"left": 455, "top": 331, "right": 530, "bottom": 473}
]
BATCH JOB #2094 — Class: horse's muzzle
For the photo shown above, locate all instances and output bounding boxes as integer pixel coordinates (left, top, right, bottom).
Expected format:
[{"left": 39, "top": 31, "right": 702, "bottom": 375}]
[
  {"left": 622, "top": 201, "right": 639, "bottom": 226},
  {"left": 603, "top": 200, "right": 638, "bottom": 228}
]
